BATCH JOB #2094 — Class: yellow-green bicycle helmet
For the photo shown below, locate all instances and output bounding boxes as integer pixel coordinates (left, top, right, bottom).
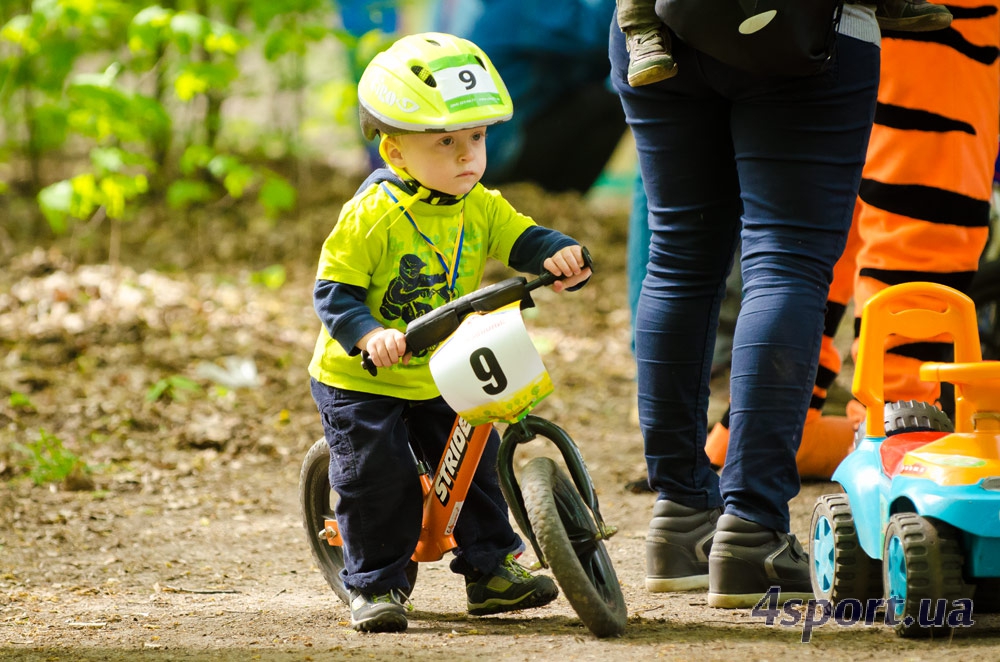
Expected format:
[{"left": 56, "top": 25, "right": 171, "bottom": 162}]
[{"left": 358, "top": 32, "right": 513, "bottom": 141}]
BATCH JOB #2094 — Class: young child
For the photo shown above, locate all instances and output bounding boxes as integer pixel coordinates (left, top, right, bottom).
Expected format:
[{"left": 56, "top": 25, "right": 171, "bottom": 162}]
[
  {"left": 308, "top": 32, "right": 592, "bottom": 633},
  {"left": 618, "top": 0, "right": 953, "bottom": 87}
]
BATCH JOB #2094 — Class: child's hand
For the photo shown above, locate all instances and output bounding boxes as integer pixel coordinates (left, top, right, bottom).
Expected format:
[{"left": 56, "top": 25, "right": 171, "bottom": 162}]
[
  {"left": 544, "top": 245, "right": 592, "bottom": 292},
  {"left": 359, "top": 327, "right": 410, "bottom": 368}
]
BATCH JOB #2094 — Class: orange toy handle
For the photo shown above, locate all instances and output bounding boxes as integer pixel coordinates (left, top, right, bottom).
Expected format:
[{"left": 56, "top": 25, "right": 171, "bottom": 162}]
[
  {"left": 853, "top": 282, "right": 981, "bottom": 438},
  {"left": 412, "top": 418, "right": 493, "bottom": 562},
  {"left": 919, "top": 361, "right": 1000, "bottom": 432}
]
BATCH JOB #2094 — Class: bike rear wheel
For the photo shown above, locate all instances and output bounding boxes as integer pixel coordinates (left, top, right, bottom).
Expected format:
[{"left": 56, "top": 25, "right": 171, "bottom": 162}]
[
  {"left": 299, "top": 438, "right": 418, "bottom": 604},
  {"left": 519, "top": 456, "right": 627, "bottom": 638}
]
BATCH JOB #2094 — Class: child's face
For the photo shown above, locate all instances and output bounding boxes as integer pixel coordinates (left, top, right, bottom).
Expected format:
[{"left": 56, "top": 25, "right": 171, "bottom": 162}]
[{"left": 384, "top": 127, "right": 487, "bottom": 197}]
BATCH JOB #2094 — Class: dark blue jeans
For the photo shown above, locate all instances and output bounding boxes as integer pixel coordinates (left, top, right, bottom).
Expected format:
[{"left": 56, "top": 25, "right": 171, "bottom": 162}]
[
  {"left": 310, "top": 379, "right": 521, "bottom": 594},
  {"left": 610, "top": 28, "right": 879, "bottom": 532}
]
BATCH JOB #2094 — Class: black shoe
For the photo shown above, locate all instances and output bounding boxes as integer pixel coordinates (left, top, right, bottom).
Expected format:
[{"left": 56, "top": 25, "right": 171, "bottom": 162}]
[
  {"left": 876, "top": 0, "right": 953, "bottom": 31},
  {"left": 348, "top": 588, "right": 408, "bottom": 633},
  {"left": 466, "top": 553, "right": 559, "bottom": 616},
  {"left": 707, "top": 514, "right": 813, "bottom": 608},
  {"left": 646, "top": 499, "right": 721, "bottom": 592}
]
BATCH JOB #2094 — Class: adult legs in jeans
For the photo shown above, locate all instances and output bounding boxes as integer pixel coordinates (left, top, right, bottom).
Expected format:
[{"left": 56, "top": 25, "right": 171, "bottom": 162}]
[{"left": 610, "top": 26, "right": 879, "bottom": 599}]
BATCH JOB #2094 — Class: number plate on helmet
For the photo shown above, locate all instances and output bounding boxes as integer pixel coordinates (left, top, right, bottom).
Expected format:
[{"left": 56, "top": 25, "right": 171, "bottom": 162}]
[
  {"left": 429, "top": 303, "right": 552, "bottom": 425},
  {"left": 429, "top": 54, "right": 503, "bottom": 112}
]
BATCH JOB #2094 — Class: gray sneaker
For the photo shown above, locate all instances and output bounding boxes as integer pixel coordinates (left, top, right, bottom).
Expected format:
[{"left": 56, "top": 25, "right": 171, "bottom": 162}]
[
  {"left": 876, "top": 0, "right": 952, "bottom": 31},
  {"left": 348, "top": 588, "right": 409, "bottom": 633},
  {"left": 646, "top": 499, "right": 722, "bottom": 592},
  {"left": 707, "top": 514, "right": 814, "bottom": 608},
  {"left": 624, "top": 24, "right": 678, "bottom": 86}
]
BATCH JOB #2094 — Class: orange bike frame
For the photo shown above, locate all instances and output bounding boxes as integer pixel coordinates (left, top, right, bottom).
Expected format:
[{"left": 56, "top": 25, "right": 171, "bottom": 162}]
[{"left": 324, "top": 416, "right": 494, "bottom": 563}]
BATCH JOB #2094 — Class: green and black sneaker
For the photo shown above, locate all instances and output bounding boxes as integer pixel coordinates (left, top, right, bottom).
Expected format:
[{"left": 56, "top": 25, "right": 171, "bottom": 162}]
[{"left": 466, "top": 553, "right": 559, "bottom": 616}]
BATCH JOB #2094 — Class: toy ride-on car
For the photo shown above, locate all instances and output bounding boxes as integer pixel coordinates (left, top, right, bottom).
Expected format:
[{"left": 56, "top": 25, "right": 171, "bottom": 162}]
[{"left": 809, "top": 281, "right": 1000, "bottom": 637}]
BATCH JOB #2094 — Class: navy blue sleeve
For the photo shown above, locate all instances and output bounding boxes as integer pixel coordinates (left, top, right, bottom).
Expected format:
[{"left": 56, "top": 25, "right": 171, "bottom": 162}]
[
  {"left": 314, "top": 280, "right": 383, "bottom": 356},
  {"left": 508, "top": 225, "right": 577, "bottom": 274}
]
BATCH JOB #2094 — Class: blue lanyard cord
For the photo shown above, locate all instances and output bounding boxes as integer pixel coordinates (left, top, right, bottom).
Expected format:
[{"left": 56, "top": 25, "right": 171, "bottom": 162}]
[{"left": 381, "top": 183, "right": 464, "bottom": 293}]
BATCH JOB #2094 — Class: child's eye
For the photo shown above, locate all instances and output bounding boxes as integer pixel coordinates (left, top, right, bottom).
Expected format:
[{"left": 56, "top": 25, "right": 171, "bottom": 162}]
[
  {"left": 439, "top": 136, "right": 454, "bottom": 146},
  {"left": 472, "top": 131, "right": 485, "bottom": 142}
]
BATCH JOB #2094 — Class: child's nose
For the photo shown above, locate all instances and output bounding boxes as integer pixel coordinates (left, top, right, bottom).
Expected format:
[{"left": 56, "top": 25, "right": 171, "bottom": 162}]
[{"left": 457, "top": 139, "right": 477, "bottom": 160}]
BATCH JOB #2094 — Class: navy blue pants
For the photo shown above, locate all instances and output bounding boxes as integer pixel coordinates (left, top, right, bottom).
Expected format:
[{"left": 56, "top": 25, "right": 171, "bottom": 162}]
[
  {"left": 310, "top": 379, "right": 521, "bottom": 594},
  {"left": 610, "top": 28, "right": 880, "bottom": 532}
]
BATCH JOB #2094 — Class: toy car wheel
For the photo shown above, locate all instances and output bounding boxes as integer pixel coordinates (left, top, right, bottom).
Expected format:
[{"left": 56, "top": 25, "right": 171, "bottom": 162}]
[
  {"left": 883, "top": 400, "right": 953, "bottom": 437},
  {"left": 810, "top": 493, "right": 881, "bottom": 605},
  {"left": 882, "top": 512, "right": 969, "bottom": 638}
]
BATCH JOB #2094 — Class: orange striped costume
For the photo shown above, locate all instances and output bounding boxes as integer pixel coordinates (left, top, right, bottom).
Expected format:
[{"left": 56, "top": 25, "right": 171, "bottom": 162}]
[{"left": 847, "top": 6, "right": 1000, "bottom": 407}]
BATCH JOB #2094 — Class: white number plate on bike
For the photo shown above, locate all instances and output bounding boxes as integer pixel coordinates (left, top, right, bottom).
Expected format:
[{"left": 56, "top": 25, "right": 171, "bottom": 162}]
[{"left": 429, "top": 302, "right": 553, "bottom": 425}]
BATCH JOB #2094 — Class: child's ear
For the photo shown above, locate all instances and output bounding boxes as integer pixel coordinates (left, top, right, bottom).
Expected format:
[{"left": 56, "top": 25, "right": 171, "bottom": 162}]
[{"left": 382, "top": 136, "right": 406, "bottom": 168}]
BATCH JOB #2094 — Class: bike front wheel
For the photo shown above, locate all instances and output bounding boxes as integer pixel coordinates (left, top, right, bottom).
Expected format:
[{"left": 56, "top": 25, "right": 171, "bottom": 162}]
[{"left": 519, "top": 456, "right": 627, "bottom": 638}]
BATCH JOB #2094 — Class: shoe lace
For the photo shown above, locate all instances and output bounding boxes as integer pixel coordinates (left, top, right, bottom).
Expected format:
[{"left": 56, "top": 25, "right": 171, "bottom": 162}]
[
  {"left": 631, "top": 28, "right": 665, "bottom": 55},
  {"left": 501, "top": 553, "right": 533, "bottom": 580},
  {"left": 372, "top": 589, "right": 414, "bottom": 612}
]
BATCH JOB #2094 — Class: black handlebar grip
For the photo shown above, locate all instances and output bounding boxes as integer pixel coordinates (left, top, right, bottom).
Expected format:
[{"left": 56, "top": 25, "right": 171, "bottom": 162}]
[{"left": 360, "top": 351, "right": 377, "bottom": 376}]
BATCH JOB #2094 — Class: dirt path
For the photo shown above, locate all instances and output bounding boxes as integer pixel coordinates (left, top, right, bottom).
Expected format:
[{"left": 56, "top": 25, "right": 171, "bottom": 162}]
[{"left": 3, "top": 191, "right": 1000, "bottom": 660}]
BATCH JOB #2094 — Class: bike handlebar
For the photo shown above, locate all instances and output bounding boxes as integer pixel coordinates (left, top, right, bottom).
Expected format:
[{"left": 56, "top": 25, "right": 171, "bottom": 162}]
[{"left": 361, "top": 247, "right": 593, "bottom": 376}]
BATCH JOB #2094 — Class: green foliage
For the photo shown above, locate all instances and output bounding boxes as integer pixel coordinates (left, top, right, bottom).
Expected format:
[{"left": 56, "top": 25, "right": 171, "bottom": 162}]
[
  {"left": 9, "top": 391, "right": 34, "bottom": 409},
  {"left": 12, "top": 429, "right": 89, "bottom": 486},
  {"left": 2, "top": 0, "right": 380, "bottom": 243},
  {"left": 146, "top": 374, "right": 202, "bottom": 403}
]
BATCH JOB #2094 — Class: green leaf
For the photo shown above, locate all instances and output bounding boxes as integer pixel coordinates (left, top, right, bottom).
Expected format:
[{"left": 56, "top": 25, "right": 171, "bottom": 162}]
[
  {"left": 166, "top": 179, "right": 214, "bottom": 209},
  {"left": 263, "top": 28, "right": 298, "bottom": 61},
  {"left": 37, "top": 180, "right": 74, "bottom": 234},
  {"left": 146, "top": 379, "right": 169, "bottom": 402},
  {"left": 9, "top": 392, "right": 33, "bottom": 409},
  {"left": 169, "top": 11, "right": 209, "bottom": 53},
  {"left": 129, "top": 5, "right": 173, "bottom": 53},
  {"left": 13, "top": 429, "right": 85, "bottom": 486},
  {"left": 146, "top": 375, "right": 201, "bottom": 403},
  {"left": 259, "top": 175, "right": 296, "bottom": 217},
  {"left": 90, "top": 146, "right": 125, "bottom": 173},
  {"left": 179, "top": 145, "right": 216, "bottom": 175},
  {"left": 1, "top": 15, "right": 41, "bottom": 54},
  {"left": 221, "top": 163, "right": 256, "bottom": 199},
  {"left": 205, "top": 22, "right": 247, "bottom": 55},
  {"left": 206, "top": 154, "right": 240, "bottom": 178},
  {"left": 28, "top": 103, "right": 69, "bottom": 152}
]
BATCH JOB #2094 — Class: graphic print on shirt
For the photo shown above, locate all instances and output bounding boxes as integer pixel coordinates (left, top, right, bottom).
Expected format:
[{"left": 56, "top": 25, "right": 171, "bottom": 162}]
[{"left": 379, "top": 254, "right": 453, "bottom": 330}]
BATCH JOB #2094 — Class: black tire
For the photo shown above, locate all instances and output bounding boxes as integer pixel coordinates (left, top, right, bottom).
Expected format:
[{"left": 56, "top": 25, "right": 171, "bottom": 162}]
[
  {"left": 883, "top": 400, "right": 953, "bottom": 437},
  {"left": 519, "top": 456, "right": 627, "bottom": 638},
  {"left": 882, "top": 512, "right": 970, "bottom": 638},
  {"left": 809, "top": 493, "right": 882, "bottom": 605},
  {"left": 299, "top": 438, "right": 417, "bottom": 604}
]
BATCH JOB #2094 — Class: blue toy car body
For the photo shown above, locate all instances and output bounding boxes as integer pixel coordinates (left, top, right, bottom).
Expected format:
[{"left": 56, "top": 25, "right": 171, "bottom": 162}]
[{"left": 809, "top": 282, "right": 1000, "bottom": 637}]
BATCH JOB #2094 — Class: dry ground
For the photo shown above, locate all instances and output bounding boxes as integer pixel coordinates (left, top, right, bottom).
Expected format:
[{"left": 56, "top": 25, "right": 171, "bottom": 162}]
[{"left": 3, "top": 184, "right": 1000, "bottom": 661}]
